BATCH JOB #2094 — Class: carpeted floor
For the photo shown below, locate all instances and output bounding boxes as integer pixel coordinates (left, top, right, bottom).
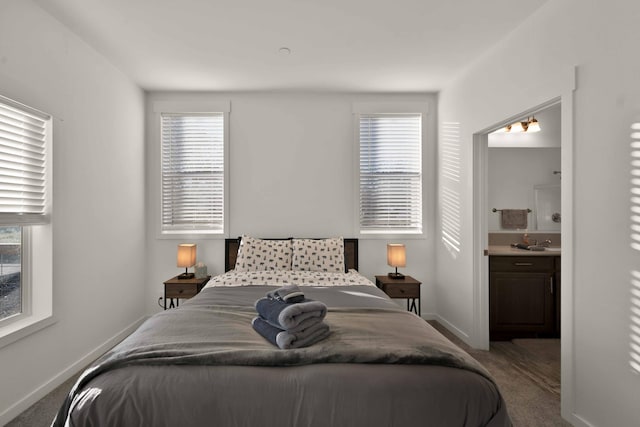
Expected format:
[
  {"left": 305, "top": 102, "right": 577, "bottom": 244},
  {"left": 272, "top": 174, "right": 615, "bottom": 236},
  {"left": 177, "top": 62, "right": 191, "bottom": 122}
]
[
  {"left": 6, "top": 373, "right": 79, "bottom": 427},
  {"left": 7, "top": 321, "right": 571, "bottom": 426},
  {"left": 429, "top": 321, "right": 571, "bottom": 427}
]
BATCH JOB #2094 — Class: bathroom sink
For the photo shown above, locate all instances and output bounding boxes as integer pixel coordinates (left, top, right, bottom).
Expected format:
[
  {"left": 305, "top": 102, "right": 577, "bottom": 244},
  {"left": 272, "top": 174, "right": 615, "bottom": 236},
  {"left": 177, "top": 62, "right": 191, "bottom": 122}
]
[{"left": 510, "top": 243, "right": 561, "bottom": 252}]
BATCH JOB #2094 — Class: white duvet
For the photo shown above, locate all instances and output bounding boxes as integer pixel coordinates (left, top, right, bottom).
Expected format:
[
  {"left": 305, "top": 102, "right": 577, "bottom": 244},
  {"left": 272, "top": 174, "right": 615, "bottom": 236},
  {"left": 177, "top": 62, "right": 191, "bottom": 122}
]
[{"left": 204, "top": 269, "right": 375, "bottom": 288}]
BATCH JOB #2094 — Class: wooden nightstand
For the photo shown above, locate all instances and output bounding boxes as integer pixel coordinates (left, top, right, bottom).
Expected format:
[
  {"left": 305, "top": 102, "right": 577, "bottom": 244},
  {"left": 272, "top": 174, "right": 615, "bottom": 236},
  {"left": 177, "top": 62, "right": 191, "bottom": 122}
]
[
  {"left": 375, "top": 275, "right": 421, "bottom": 316},
  {"left": 163, "top": 275, "right": 211, "bottom": 310}
]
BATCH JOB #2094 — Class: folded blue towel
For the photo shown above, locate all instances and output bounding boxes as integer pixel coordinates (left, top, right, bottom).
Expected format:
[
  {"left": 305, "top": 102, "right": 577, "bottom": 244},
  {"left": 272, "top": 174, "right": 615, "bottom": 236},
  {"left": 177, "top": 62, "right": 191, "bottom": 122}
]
[
  {"left": 255, "top": 297, "right": 327, "bottom": 330},
  {"left": 267, "top": 284, "right": 305, "bottom": 303},
  {"left": 252, "top": 316, "right": 331, "bottom": 349}
]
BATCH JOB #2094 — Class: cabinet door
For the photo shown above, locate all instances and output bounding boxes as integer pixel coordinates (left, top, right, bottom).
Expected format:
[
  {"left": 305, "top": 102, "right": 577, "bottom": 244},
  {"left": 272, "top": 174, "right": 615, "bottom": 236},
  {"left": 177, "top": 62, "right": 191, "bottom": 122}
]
[{"left": 490, "top": 271, "right": 554, "bottom": 339}]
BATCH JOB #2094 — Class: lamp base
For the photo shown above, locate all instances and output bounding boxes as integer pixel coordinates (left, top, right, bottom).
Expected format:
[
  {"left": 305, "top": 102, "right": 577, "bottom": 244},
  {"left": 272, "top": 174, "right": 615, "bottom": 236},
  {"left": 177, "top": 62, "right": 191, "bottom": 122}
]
[
  {"left": 177, "top": 272, "right": 195, "bottom": 280},
  {"left": 387, "top": 272, "right": 405, "bottom": 279}
]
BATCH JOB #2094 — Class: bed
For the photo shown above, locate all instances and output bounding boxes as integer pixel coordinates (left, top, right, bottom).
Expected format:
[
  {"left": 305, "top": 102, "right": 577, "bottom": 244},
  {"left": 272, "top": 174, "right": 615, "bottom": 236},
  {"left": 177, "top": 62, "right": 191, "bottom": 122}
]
[{"left": 53, "top": 236, "right": 511, "bottom": 426}]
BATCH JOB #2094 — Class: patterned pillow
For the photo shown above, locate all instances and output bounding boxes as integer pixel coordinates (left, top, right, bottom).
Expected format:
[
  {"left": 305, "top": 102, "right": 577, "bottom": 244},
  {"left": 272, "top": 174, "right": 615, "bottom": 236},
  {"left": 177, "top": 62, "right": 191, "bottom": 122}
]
[
  {"left": 235, "top": 236, "right": 292, "bottom": 272},
  {"left": 291, "top": 237, "right": 345, "bottom": 273}
]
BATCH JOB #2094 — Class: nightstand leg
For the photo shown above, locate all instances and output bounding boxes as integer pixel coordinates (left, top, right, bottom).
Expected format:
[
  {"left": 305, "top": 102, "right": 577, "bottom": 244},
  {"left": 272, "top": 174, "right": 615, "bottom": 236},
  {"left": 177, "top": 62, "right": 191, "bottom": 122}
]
[{"left": 408, "top": 299, "right": 418, "bottom": 315}]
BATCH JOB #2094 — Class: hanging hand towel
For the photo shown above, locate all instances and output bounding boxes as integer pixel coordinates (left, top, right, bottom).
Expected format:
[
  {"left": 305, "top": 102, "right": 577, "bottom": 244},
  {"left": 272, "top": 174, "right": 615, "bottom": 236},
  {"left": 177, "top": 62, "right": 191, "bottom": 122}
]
[{"left": 501, "top": 209, "right": 528, "bottom": 229}]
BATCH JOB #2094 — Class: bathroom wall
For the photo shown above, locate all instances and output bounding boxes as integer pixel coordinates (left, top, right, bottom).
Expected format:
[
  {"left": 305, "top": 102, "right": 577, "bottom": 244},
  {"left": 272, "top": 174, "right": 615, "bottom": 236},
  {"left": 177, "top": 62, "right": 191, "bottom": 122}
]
[
  {"left": 487, "top": 147, "right": 561, "bottom": 231},
  {"left": 488, "top": 102, "right": 561, "bottom": 232}
]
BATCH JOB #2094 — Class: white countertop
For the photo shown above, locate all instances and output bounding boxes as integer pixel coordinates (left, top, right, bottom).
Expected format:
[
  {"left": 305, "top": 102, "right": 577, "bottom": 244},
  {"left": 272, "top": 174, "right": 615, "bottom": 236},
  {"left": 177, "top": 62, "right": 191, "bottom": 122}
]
[{"left": 485, "top": 245, "right": 562, "bottom": 256}]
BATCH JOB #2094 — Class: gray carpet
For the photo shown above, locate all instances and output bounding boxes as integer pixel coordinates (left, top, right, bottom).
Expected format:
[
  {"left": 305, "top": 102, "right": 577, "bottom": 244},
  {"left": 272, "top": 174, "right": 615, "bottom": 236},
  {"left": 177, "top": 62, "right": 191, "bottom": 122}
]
[
  {"left": 6, "top": 373, "right": 79, "bottom": 427},
  {"left": 429, "top": 321, "right": 571, "bottom": 427},
  {"left": 7, "top": 322, "right": 571, "bottom": 426}
]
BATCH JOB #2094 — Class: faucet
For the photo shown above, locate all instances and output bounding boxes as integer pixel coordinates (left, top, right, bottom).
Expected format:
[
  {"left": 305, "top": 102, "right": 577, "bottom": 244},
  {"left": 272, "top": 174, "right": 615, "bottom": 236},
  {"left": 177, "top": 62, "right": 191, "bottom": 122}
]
[{"left": 524, "top": 237, "right": 552, "bottom": 247}]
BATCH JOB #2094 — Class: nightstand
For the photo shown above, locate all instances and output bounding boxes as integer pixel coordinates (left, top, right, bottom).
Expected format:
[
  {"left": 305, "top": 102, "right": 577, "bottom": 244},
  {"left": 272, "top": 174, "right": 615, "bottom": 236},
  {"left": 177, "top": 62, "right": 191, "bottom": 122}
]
[
  {"left": 163, "top": 275, "right": 211, "bottom": 310},
  {"left": 375, "top": 275, "right": 421, "bottom": 316}
]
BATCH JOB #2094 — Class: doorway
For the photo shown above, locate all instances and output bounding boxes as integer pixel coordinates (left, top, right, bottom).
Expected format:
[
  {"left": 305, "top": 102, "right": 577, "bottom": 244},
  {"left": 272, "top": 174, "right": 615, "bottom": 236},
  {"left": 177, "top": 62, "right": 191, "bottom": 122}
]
[{"left": 472, "top": 95, "right": 575, "bottom": 422}]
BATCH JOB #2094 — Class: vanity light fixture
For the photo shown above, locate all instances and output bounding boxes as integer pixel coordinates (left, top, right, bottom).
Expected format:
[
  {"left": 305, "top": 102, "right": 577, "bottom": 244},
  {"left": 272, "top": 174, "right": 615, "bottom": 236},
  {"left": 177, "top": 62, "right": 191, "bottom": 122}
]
[
  {"left": 503, "top": 116, "right": 541, "bottom": 133},
  {"left": 526, "top": 116, "right": 541, "bottom": 132},
  {"left": 508, "top": 121, "right": 525, "bottom": 133}
]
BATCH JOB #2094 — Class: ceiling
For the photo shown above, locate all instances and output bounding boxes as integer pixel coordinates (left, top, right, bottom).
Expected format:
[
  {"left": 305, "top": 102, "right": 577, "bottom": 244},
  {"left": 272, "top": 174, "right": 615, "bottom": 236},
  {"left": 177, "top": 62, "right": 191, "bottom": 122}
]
[{"left": 34, "top": 0, "right": 548, "bottom": 93}]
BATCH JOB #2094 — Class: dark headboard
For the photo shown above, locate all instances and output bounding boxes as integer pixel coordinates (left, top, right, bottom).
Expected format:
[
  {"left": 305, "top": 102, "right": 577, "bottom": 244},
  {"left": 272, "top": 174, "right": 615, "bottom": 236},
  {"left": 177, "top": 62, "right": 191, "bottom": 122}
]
[{"left": 225, "top": 237, "right": 359, "bottom": 272}]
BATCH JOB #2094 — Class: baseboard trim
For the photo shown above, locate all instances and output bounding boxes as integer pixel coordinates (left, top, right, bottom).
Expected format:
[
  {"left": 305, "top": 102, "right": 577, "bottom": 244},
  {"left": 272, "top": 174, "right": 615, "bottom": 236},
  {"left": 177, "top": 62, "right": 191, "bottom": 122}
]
[
  {"left": 569, "top": 413, "right": 596, "bottom": 427},
  {"left": 0, "top": 316, "right": 147, "bottom": 426},
  {"left": 429, "top": 314, "right": 472, "bottom": 345}
]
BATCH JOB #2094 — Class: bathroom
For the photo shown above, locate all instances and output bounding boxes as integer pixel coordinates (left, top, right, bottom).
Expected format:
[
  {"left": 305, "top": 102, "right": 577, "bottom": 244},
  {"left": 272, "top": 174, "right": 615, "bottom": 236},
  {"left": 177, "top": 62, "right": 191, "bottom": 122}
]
[{"left": 486, "top": 102, "right": 562, "bottom": 342}]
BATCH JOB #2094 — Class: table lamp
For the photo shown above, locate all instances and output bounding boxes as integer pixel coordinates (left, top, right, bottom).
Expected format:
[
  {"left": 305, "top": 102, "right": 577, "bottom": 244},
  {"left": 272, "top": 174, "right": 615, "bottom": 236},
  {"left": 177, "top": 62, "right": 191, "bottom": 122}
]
[
  {"left": 387, "top": 243, "right": 406, "bottom": 279},
  {"left": 177, "top": 243, "right": 196, "bottom": 279}
]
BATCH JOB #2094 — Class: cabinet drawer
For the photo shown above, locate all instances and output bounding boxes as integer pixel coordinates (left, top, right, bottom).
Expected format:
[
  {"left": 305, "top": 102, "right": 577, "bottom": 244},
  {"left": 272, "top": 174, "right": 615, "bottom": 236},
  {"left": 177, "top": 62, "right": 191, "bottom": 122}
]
[
  {"left": 382, "top": 283, "right": 420, "bottom": 299},
  {"left": 165, "top": 283, "right": 199, "bottom": 299},
  {"left": 489, "top": 256, "right": 554, "bottom": 272}
]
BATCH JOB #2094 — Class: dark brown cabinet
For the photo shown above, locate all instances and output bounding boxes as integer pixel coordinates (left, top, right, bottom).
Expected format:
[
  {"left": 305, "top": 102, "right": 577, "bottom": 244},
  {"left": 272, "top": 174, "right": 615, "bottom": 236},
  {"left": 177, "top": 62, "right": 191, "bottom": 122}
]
[{"left": 489, "top": 256, "right": 560, "bottom": 340}]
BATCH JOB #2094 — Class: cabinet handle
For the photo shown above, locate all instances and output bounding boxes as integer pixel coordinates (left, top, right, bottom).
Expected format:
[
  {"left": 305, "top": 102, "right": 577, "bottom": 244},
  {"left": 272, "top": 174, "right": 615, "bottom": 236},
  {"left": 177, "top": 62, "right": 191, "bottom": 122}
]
[
  {"left": 514, "top": 262, "right": 534, "bottom": 266},
  {"left": 550, "top": 276, "right": 554, "bottom": 294}
]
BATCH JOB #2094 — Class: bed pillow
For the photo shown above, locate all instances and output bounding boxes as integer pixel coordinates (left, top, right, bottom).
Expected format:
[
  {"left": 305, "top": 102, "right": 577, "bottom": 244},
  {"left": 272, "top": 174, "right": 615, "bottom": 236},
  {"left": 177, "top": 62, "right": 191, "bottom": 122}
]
[
  {"left": 291, "top": 237, "right": 345, "bottom": 273},
  {"left": 235, "top": 236, "right": 292, "bottom": 272}
]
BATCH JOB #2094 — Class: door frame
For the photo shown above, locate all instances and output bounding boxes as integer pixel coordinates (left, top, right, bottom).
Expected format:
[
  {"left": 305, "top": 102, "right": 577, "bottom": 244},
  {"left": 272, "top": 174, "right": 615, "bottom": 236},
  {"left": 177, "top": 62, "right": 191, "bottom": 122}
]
[{"left": 472, "top": 88, "right": 575, "bottom": 421}]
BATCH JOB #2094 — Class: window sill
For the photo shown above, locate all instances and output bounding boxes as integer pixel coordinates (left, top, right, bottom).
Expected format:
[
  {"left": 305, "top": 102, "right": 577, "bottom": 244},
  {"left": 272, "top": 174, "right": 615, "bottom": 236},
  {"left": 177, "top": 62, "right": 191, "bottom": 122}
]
[
  {"left": 358, "top": 232, "right": 426, "bottom": 240},
  {"left": 156, "top": 231, "right": 227, "bottom": 240},
  {"left": 0, "top": 314, "right": 56, "bottom": 350}
]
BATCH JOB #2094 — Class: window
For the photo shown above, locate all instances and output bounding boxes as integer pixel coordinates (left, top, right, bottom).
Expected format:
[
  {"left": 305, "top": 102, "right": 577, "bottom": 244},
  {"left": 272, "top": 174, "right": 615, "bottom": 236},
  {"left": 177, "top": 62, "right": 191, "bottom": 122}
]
[
  {"left": 161, "top": 113, "right": 225, "bottom": 234},
  {"left": 358, "top": 113, "right": 423, "bottom": 234},
  {"left": 0, "top": 227, "right": 21, "bottom": 321},
  {"left": 0, "top": 95, "right": 50, "bottom": 326}
]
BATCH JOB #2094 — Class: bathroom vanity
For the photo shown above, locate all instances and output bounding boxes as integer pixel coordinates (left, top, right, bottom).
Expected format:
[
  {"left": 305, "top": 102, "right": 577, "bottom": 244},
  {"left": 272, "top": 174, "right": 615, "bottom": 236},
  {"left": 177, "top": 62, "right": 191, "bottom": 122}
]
[
  {"left": 488, "top": 253, "right": 560, "bottom": 340},
  {"left": 485, "top": 232, "right": 561, "bottom": 341}
]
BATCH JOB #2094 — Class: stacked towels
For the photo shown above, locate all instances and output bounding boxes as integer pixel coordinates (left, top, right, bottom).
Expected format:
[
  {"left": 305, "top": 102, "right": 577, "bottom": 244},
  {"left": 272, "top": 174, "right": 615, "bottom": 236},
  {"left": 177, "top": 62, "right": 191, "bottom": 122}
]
[{"left": 252, "top": 285, "right": 330, "bottom": 349}]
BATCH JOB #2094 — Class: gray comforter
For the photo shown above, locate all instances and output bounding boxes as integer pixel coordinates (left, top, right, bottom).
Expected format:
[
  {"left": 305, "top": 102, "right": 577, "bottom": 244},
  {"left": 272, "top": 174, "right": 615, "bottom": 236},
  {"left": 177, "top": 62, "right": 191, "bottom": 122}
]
[{"left": 54, "top": 285, "right": 511, "bottom": 426}]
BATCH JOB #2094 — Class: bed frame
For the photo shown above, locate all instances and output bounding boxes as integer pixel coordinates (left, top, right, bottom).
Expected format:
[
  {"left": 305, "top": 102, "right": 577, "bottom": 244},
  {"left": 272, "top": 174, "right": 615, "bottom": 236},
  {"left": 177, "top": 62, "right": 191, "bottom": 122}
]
[{"left": 225, "top": 237, "right": 358, "bottom": 272}]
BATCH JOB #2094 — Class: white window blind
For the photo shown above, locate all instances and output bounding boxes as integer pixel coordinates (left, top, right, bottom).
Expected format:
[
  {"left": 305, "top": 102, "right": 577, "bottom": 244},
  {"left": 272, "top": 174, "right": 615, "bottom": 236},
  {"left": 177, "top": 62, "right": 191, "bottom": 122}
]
[
  {"left": 359, "top": 113, "right": 422, "bottom": 234},
  {"left": 0, "top": 97, "right": 49, "bottom": 225},
  {"left": 161, "top": 113, "right": 224, "bottom": 234}
]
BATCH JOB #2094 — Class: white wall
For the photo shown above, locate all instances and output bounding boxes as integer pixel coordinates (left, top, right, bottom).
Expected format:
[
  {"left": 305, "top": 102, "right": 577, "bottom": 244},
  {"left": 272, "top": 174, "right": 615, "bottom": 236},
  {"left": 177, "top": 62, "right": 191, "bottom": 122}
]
[
  {"left": 145, "top": 92, "right": 437, "bottom": 315},
  {"left": 0, "top": 0, "right": 146, "bottom": 423},
  {"left": 437, "top": 0, "right": 640, "bottom": 425}
]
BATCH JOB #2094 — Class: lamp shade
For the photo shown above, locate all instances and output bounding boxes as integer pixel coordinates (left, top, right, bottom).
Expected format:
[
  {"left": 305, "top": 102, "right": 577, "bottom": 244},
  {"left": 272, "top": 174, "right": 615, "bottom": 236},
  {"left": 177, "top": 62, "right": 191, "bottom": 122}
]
[
  {"left": 527, "top": 117, "right": 541, "bottom": 132},
  {"left": 177, "top": 244, "right": 197, "bottom": 268},
  {"left": 387, "top": 244, "right": 406, "bottom": 268},
  {"left": 508, "top": 121, "right": 525, "bottom": 133}
]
